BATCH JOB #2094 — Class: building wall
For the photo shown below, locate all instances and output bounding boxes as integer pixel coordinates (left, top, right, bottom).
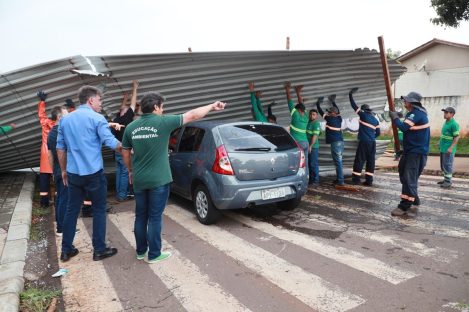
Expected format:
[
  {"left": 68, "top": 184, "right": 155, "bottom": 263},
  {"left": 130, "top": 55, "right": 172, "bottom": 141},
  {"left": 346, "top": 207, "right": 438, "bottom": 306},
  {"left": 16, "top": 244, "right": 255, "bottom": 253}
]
[
  {"left": 423, "top": 95, "right": 469, "bottom": 137},
  {"left": 394, "top": 44, "right": 469, "bottom": 137}
]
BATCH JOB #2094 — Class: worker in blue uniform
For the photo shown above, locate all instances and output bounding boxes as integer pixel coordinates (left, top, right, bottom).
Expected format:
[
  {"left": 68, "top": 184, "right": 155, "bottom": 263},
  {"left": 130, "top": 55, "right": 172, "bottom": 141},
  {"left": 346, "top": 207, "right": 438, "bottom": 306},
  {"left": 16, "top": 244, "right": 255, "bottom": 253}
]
[
  {"left": 349, "top": 87, "right": 380, "bottom": 186},
  {"left": 389, "top": 91, "right": 430, "bottom": 218}
]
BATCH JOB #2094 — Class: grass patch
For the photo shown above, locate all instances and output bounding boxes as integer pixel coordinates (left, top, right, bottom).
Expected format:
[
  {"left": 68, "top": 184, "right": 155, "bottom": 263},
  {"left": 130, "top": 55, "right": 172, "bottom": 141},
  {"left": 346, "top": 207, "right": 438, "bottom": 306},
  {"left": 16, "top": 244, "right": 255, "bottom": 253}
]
[{"left": 20, "top": 287, "right": 61, "bottom": 312}]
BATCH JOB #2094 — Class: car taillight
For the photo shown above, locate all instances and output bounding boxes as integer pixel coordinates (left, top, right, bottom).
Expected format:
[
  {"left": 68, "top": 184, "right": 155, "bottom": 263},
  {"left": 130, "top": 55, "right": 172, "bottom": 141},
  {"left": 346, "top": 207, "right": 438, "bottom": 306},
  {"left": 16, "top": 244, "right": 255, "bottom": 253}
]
[
  {"left": 212, "top": 145, "right": 234, "bottom": 175},
  {"left": 295, "top": 142, "right": 306, "bottom": 168}
]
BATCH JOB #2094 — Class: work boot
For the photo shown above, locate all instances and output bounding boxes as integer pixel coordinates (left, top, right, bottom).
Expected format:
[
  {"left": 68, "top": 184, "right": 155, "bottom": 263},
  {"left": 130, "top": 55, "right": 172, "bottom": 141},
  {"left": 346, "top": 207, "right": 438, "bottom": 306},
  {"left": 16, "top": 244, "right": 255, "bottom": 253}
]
[
  {"left": 362, "top": 181, "right": 373, "bottom": 187},
  {"left": 440, "top": 181, "right": 452, "bottom": 188},
  {"left": 412, "top": 197, "right": 420, "bottom": 206},
  {"left": 406, "top": 209, "right": 417, "bottom": 218},
  {"left": 391, "top": 207, "right": 406, "bottom": 217}
]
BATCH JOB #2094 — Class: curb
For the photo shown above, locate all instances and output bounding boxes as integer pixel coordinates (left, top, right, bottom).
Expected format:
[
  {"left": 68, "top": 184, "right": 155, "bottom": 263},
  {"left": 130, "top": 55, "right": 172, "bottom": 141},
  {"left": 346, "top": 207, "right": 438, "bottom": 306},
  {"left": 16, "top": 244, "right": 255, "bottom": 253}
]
[{"left": 0, "top": 173, "right": 35, "bottom": 312}]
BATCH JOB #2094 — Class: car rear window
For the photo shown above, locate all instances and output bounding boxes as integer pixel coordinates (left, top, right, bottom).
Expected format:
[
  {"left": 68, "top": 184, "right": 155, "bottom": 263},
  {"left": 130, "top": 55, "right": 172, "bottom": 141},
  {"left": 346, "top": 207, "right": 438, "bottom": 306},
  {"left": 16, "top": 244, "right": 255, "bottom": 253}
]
[{"left": 219, "top": 124, "right": 297, "bottom": 152}]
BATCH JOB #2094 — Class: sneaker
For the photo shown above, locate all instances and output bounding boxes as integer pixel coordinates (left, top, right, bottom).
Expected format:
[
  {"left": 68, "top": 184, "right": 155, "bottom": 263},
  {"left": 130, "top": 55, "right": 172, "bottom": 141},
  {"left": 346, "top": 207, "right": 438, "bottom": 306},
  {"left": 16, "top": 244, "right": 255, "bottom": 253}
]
[
  {"left": 136, "top": 250, "right": 148, "bottom": 260},
  {"left": 440, "top": 181, "right": 452, "bottom": 188},
  {"left": 391, "top": 207, "right": 406, "bottom": 217},
  {"left": 146, "top": 251, "right": 172, "bottom": 264}
]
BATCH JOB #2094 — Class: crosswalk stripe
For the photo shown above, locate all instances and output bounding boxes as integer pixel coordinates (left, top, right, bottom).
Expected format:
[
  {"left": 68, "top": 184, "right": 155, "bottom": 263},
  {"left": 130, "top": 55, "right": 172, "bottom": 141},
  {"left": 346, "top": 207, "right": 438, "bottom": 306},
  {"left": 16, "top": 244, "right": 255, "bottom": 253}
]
[
  {"left": 226, "top": 212, "right": 418, "bottom": 284},
  {"left": 165, "top": 205, "right": 366, "bottom": 312},
  {"left": 55, "top": 219, "right": 124, "bottom": 312},
  {"left": 108, "top": 212, "right": 251, "bottom": 312},
  {"left": 276, "top": 210, "right": 458, "bottom": 263},
  {"left": 324, "top": 182, "right": 469, "bottom": 220},
  {"left": 303, "top": 193, "right": 469, "bottom": 239}
]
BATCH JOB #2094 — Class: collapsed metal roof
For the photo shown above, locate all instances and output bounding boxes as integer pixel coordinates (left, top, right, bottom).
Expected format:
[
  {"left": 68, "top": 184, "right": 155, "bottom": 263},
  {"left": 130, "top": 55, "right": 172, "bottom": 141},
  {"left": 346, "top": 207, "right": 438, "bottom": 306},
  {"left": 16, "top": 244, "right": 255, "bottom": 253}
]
[{"left": 0, "top": 49, "right": 405, "bottom": 172}]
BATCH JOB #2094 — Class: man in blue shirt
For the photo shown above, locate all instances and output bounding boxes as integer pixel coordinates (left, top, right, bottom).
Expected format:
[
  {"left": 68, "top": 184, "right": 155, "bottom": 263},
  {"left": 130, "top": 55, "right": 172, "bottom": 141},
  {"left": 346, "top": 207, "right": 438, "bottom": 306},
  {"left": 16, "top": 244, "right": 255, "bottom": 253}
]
[
  {"left": 57, "top": 85, "right": 122, "bottom": 262},
  {"left": 47, "top": 105, "right": 69, "bottom": 237},
  {"left": 349, "top": 87, "right": 380, "bottom": 186},
  {"left": 389, "top": 91, "right": 430, "bottom": 218},
  {"left": 316, "top": 95, "right": 345, "bottom": 186}
]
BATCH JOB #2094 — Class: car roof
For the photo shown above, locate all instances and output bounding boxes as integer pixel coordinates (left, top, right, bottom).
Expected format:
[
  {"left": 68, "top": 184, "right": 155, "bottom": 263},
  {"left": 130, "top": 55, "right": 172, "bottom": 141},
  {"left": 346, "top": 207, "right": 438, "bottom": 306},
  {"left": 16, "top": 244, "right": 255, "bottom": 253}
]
[{"left": 185, "top": 120, "right": 283, "bottom": 130}]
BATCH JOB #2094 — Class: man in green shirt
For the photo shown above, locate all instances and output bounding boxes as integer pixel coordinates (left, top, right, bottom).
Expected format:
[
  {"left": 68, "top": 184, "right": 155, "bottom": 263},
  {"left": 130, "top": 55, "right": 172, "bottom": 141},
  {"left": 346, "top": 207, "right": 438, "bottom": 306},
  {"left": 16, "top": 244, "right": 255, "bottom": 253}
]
[
  {"left": 122, "top": 92, "right": 225, "bottom": 264},
  {"left": 247, "top": 82, "right": 276, "bottom": 123},
  {"left": 284, "top": 82, "right": 309, "bottom": 173},
  {"left": 438, "top": 106, "right": 460, "bottom": 188},
  {"left": 307, "top": 104, "right": 321, "bottom": 185}
]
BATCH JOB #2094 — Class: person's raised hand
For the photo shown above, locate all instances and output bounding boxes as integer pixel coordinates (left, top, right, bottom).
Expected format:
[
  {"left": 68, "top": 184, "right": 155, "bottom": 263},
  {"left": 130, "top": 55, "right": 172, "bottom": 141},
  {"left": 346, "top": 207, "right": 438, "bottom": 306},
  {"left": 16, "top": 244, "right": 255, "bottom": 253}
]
[
  {"left": 37, "top": 90, "right": 48, "bottom": 101},
  {"left": 284, "top": 82, "right": 291, "bottom": 89},
  {"left": 328, "top": 94, "right": 336, "bottom": 102},
  {"left": 349, "top": 87, "right": 359, "bottom": 94},
  {"left": 389, "top": 111, "right": 399, "bottom": 120},
  {"left": 248, "top": 82, "right": 254, "bottom": 92}
]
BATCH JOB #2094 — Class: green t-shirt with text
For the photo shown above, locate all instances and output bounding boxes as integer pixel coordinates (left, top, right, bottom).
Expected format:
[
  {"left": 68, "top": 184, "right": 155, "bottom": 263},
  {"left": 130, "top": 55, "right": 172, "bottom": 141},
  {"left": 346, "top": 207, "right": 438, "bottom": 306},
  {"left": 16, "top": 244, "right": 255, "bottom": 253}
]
[
  {"left": 306, "top": 120, "right": 321, "bottom": 148},
  {"left": 439, "top": 118, "right": 460, "bottom": 154},
  {"left": 122, "top": 113, "right": 183, "bottom": 191}
]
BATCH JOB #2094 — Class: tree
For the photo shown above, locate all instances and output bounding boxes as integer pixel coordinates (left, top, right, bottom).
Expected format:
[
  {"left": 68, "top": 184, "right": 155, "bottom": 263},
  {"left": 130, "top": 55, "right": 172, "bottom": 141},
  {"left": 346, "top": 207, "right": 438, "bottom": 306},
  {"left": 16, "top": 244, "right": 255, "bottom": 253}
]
[
  {"left": 387, "top": 48, "right": 401, "bottom": 60},
  {"left": 431, "top": 0, "right": 469, "bottom": 28}
]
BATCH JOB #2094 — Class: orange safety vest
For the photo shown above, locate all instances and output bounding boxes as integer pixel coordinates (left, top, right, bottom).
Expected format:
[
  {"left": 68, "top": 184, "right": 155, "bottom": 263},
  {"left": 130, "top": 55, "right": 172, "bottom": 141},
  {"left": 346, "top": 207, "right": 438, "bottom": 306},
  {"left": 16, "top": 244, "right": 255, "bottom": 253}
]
[{"left": 38, "top": 101, "right": 55, "bottom": 173}]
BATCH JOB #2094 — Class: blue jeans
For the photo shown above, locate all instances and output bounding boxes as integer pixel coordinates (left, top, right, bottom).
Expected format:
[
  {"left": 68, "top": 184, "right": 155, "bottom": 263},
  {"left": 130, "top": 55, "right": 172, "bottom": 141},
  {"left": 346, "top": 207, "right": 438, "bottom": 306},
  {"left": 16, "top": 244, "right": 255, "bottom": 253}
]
[
  {"left": 62, "top": 170, "right": 108, "bottom": 253},
  {"left": 298, "top": 140, "right": 309, "bottom": 176},
  {"left": 115, "top": 153, "right": 129, "bottom": 200},
  {"left": 54, "top": 173, "right": 68, "bottom": 233},
  {"left": 330, "top": 141, "right": 344, "bottom": 184},
  {"left": 308, "top": 148, "right": 319, "bottom": 184},
  {"left": 440, "top": 152, "right": 454, "bottom": 183},
  {"left": 134, "top": 184, "right": 170, "bottom": 260}
]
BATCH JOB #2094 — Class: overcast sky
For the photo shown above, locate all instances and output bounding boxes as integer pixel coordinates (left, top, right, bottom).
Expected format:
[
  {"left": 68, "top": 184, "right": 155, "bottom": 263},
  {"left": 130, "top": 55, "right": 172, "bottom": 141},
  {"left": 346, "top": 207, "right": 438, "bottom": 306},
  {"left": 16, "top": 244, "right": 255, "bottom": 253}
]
[{"left": 1, "top": 0, "right": 468, "bottom": 73}]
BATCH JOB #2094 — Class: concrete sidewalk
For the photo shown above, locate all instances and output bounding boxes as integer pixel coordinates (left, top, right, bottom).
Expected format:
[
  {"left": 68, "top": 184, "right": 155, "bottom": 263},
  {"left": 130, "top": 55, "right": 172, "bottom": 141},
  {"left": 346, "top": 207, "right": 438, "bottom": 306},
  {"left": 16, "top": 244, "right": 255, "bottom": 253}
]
[
  {"left": 376, "top": 152, "right": 469, "bottom": 177},
  {"left": 0, "top": 172, "right": 35, "bottom": 312}
]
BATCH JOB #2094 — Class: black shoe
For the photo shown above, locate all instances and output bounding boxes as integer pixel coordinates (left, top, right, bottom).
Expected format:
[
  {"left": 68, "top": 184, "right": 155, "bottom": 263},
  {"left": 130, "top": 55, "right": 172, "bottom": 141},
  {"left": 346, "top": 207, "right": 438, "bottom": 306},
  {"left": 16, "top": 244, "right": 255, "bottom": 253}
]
[
  {"left": 362, "top": 181, "right": 372, "bottom": 187},
  {"left": 351, "top": 180, "right": 361, "bottom": 185},
  {"left": 60, "top": 247, "right": 79, "bottom": 262},
  {"left": 93, "top": 247, "right": 118, "bottom": 261},
  {"left": 413, "top": 197, "right": 420, "bottom": 206}
]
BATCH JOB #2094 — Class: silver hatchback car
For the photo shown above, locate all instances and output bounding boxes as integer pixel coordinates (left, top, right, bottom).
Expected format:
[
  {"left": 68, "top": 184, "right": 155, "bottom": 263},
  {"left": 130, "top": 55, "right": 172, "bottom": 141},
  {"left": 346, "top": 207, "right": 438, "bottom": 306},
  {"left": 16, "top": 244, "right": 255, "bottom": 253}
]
[{"left": 169, "top": 121, "right": 308, "bottom": 224}]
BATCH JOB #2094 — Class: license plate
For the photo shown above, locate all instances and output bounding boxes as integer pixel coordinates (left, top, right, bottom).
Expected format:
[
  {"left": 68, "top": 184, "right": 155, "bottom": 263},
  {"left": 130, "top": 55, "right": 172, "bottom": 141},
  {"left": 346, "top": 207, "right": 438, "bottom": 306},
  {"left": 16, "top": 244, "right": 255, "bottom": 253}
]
[{"left": 261, "top": 187, "right": 286, "bottom": 200}]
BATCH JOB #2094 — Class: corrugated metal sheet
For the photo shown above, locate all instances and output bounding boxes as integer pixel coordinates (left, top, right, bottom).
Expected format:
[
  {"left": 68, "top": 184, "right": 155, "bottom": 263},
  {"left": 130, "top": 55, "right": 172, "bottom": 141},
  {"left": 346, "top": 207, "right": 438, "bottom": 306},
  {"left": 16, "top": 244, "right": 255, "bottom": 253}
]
[{"left": 0, "top": 49, "right": 405, "bottom": 172}]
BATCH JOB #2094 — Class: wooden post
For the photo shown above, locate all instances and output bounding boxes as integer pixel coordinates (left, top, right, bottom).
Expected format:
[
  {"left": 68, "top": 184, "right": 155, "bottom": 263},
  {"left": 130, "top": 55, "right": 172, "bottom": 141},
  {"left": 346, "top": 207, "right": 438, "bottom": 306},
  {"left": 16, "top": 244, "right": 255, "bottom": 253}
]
[
  {"left": 378, "top": 36, "right": 400, "bottom": 152},
  {"left": 286, "top": 37, "right": 290, "bottom": 50}
]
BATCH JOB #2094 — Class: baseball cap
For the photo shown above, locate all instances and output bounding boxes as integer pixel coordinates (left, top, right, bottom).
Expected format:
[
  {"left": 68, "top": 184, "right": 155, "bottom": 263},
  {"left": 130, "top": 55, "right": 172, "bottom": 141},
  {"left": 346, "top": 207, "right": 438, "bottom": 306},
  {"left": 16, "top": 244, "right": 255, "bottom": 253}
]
[
  {"left": 326, "top": 106, "right": 339, "bottom": 114},
  {"left": 441, "top": 106, "right": 456, "bottom": 114},
  {"left": 401, "top": 91, "right": 422, "bottom": 104},
  {"left": 361, "top": 104, "right": 372, "bottom": 112}
]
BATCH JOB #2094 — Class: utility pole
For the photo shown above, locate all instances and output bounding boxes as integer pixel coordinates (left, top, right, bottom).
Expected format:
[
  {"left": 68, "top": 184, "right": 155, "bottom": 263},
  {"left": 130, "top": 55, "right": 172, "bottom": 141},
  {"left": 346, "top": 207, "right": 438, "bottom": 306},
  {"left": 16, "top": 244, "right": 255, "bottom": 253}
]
[{"left": 378, "top": 36, "right": 400, "bottom": 153}]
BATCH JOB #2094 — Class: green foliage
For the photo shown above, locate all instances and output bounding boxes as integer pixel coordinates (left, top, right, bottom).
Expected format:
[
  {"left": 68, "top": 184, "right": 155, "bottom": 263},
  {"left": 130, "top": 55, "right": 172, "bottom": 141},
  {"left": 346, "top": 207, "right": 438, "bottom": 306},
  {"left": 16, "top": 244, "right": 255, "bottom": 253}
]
[
  {"left": 431, "top": 0, "right": 469, "bottom": 27},
  {"left": 20, "top": 288, "right": 61, "bottom": 312},
  {"left": 386, "top": 48, "right": 401, "bottom": 59}
]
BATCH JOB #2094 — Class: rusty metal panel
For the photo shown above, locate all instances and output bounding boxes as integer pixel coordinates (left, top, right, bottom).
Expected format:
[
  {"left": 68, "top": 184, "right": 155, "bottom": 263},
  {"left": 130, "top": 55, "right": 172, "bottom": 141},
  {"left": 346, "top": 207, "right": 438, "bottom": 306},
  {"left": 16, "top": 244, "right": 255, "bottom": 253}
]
[{"left": 0, "top": 50, "right": 405, "bottom": 172}]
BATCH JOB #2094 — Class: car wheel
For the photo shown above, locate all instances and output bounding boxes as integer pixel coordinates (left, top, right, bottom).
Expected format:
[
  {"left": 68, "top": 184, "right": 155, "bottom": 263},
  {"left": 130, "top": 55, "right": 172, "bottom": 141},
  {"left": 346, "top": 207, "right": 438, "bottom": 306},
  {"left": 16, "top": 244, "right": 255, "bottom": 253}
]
[
  {"left": 193, "top": 185, "right": 220, "bottom": 225},
  {"left": 277, "top": 197, "right": 301, "bottom": 211}
]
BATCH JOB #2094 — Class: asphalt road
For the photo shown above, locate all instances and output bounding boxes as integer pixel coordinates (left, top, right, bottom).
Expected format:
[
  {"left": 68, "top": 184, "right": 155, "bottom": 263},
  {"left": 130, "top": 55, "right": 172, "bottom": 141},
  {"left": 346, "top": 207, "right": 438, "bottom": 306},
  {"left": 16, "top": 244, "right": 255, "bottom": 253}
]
[{"left": 56, "top": 171, "right": 469, "bottom": 312}]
